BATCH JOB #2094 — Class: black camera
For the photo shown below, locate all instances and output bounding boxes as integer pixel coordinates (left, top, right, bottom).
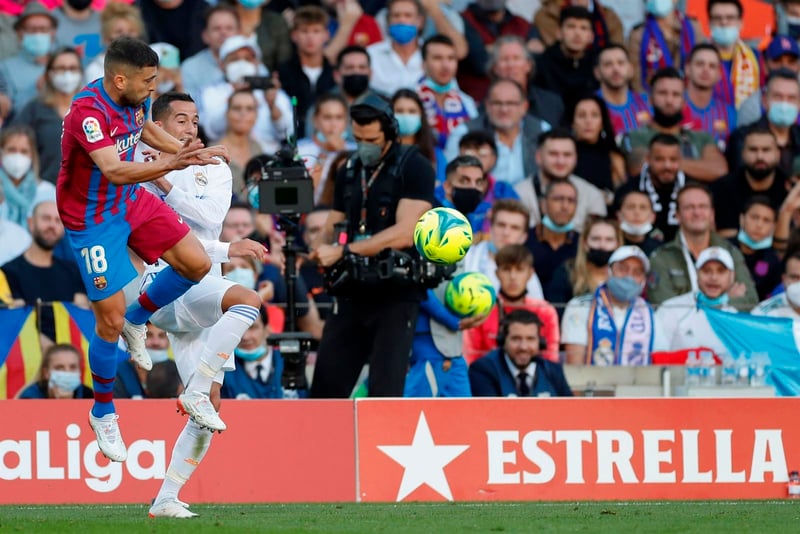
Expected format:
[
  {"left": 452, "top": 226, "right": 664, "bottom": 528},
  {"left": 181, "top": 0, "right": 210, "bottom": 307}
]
[
  {"left": 254, "top": 149, "right": 317, "bottom": 390},
  {"left": 243, "top": 75, "right": 274, "bottom": 91}
]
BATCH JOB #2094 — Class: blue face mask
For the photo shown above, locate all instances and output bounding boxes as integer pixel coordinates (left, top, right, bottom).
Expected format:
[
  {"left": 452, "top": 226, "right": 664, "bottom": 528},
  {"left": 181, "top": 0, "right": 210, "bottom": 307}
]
[
  {"left": 235, "top": 345, "right": 268, "bottom": 361},
  {"left": 238, "top": 0, "right": 265, "bottom": 10},
  {"left": 149, "top": 349, "right": 170, "bottom": 364},
  {"left": 388, "top": 23, "right": 418, "bottom": 45},
  {"left": 606, "top": 276, "right": 644, "bottom": 303},
  {"left": 710, "top": 25, "right": 739, "bottom": 47},
  {"left": 247, "top": 184, "right": 260, "bottom": 210},
  {"left": 315, "top": 131, "right": 328, "bottom": 145},
  {"left": 227, "top": 267, "right": 256, "bottom": 288},
  {"left": 738, "top": 229, "right": 773, "bottom": 251},
  {"left": 541, "top": 215, "right": 575, "bottom": 234},
  {"left": 49, "top": 370, "right": 82, "bottom": 392},
  {"left": 697, "top": 291, "right": 730, "bottom": 308},
  {"left": 425, "top": 78, "right": 455, "bottom": 93},
  {"left": 22, "top": 32, "right": 52, "bottom": 57},
  {"left": 646, "top": 0, "right": 674, "bottom": 18},
  {"left": 395, "top": 113, "right": 422, "bottom": 136},
  {"left": 768, "top": 101, "right": 799, "bottom": 127}
]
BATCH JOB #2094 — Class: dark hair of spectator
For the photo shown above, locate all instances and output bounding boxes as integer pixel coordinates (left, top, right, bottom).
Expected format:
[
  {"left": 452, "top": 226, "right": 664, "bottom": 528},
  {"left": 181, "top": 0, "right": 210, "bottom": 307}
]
[
  {"left": 648, "top": 132, "right": 681, "bottom": 150},
  {"left": 766, "top": 68, "right": 800, "bottom": 89},
  {"left": 688, "top": 43, "right": 721, "bottom": 63},
  {"left": 500, "top": 309, "right": 543, "bottom": 341},
  {"left": 336, "top": 45, "right": 370, "bottom": 69},
  {"left": 495, "top": 244, "right": 534, "bottom": 269},
  {"left": 104, "top": 36, "right": 158, "bottom": 76},
  {"left": 743, "top": 126, "right": 778, "bottom": 145},
  {"left": 649, "top": 66, "right": 683, "bottom": 90},
  {"left": 676, "top": 183, "right": 714, "bottom": 207},
  {"left": 388, "top": 0, "right": 422, "bottom": 16},
  {"left": 783, "top": 248, "right": 800, "bottom": 271},
  {"left": 707, "top": 0, "right": 743, "bottom": 18},
  {"left": 559, "top": 6, "right": 593, "bottom": 26},
  {"left": 292, "top": 5, "right": 329, "bottom": 30},
  {"left": 544, "top": 178, "right": 578, "bottom": 198},
  {"left": 445, "top": 155, "right": 483, "bottom": 178},
  {"left": 595, "top": 43, "right": 629, "bottom": 67},
  {"left": 313, "top": 93, "right": 348, "bottom": 117},
  {"left": 229, "top": 200, "right": 255, "bottom": 213},
  {"left": 459, "top": 130, "right": 498, "bottom": 156},
  {"left": 741, "top": 195, "right": 776, "bottom": 217},
  {"left": 243, "top": 154, "right": 273, "bottom": 187},
  {"left": 203, "top": 3, "right": 239, "bottom": 29},
  {"left": 146, "top": 360, "right": 181, "bottom": 399},
  {"left": 152, "top": 91, "right": 195, "bottom": 122},
  {"left": 490, "top": 198, "right": 530, "bottom": 228},
  {"left": 617, "top": 189, "right": 654, "bottom": 210},
  {"left": 390, "top": 89, "right": 435, "bottom": 162},
  {"left": 569, "top": 95, "right": 619, "bottom": 153},
  {"left": 537, "top": 127, "right": 577, "bottom": 148},
  {"left": 422, "top": 34, "right": 455, "bottom": 60}
]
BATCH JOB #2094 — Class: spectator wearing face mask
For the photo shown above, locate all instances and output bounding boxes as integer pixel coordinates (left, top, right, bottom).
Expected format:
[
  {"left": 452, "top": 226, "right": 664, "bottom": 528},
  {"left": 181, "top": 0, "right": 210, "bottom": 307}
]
[
  {"left": 0, "top": 125, "right": 56, "bottom": 225},
  {"left": 53, "top": 0, "right": 102, "bottom": 64},
  {"left": 114, "top": 322, "right": 173, "bottom": 399},
  {"left": 11, "top": 47, "right": 83, "bottom": 185},
  {"left": 730, "top": 197, "right": 782, "bottom": 300},
  {"left": 0, "top": 2, "right": 57, "bottom": 115},
  {"left": 752, "top": 250, "right": 800, "bottom": 320},
  {"left": 392, "top": 88, "right": 446, "bottom": 183},
  {"left": 435, "top": 155, "right": 489, "bottom": 236},
  {"left": 655, "top": 246, "right": 738, "bottom": 356},
  {"left": 18, "top": 344, "right": 93, "bottom": 399},
  {"left": 615, "top": 189, "right": 663, "bottom": 256},
  {"left": 526, "top": 180, "right": 579, "bottom": 290},
  {"left": 366, "top": 0, "right": 426, "bottom": 97},
  {"left": 562, "top": 245, "right": 666, "bottom": 365},
  {"left": 737, "top": 35, "right": 800, "bottom": 128}
]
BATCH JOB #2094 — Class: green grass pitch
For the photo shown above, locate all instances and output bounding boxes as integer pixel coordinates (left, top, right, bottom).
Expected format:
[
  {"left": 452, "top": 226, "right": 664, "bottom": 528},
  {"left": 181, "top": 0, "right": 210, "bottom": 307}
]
[{"left": 1, "top": 502, "right": 799, "bottom": 533}]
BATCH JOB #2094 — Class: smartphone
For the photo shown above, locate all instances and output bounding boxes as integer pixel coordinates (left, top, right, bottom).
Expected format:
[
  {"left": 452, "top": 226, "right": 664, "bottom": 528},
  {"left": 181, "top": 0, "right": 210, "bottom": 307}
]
[{"left": 243, "top": 76, "right": 274, "bottom": 91}]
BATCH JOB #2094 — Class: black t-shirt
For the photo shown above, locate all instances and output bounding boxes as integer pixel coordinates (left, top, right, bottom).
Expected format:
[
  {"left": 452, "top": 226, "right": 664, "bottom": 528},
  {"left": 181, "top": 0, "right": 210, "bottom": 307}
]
[
  {"left": 732, "top": 239, "right": 783, "bottom": 301},
  {"left": 300, "top": 260, "right": 332, "bottom": 321},
  {"left": 712, "top": 170, "right": 787, "bottom": 233},
  {"left": 2, "top": 253, "right": 85, "bottom": 341},
  {"left": 525, "top": 227, "right": 578, "bottom": 289}
]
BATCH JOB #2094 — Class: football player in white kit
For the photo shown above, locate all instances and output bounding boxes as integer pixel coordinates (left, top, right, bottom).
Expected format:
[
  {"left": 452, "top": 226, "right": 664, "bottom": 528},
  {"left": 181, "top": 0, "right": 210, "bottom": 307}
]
[{"left": 134, "top": 92, "right": 266, "bottom": 518}]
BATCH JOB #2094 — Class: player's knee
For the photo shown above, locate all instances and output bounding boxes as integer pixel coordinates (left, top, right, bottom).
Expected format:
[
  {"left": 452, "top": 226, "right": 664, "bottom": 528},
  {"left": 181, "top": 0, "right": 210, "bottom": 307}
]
[
  {"left": 95, "top": 311, "right": 124, "bottom": 339},
  {"left": 240, "top": 288, "right": 262, "bottom": 310}
]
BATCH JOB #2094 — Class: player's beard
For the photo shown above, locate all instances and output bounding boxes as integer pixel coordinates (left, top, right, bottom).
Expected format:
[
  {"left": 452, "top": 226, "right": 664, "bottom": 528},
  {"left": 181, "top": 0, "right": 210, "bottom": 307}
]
[{"left": 119, "top": 90, "right": 146, "bottom": 107}]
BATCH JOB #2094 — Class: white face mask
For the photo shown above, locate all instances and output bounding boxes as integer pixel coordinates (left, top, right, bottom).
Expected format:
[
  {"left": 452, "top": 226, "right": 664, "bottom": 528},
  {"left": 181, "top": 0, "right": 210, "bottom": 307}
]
[
  {"left": 226, "top": 267, "right": 255, "bottom": 288},
  {"left": 225, "top": 60, "right": 257, "bottom": 84},
  {"left": 149, "top": 349, "right": 170, "bottom": 364},
  {"left": 2, "top": 153, "right": 32, "bottom": 178},
  {"left": 786, "top": 281, "right": 800, "bottom": 308},
  {"left": 49, "top": 70, "right": 82, "bottom": 94},
  {"left": 620, "top": 220, "right": 653, "bottom": 237}
]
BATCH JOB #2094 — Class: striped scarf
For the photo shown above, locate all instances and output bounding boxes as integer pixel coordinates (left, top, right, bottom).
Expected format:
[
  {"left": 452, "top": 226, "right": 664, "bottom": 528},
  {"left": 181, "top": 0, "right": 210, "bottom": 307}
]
[
  {"left": 715, "top": 41, "right": 760, "bottom": 109},
  {"left": 640, "top": 12, "right": 696, "bottom": 90}
]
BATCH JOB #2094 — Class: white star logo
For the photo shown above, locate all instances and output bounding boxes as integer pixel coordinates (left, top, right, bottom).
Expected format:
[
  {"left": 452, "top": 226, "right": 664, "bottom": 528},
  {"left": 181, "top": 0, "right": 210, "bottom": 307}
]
[{"left": 377, "top": 411, "right": 469, "bottom": 502}]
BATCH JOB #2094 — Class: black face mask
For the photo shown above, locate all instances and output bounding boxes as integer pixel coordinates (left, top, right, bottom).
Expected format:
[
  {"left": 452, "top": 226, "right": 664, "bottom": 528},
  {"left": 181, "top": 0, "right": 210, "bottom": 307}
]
[
  {"left": 745, "top": 164, "right": 776, "bottom": 182},
  {"left": 66, "top": 0, "right": 93, "bottom": 10},
  {"left": 586, "top": 248, "right": 613, "bottom": 266},
  {"left": 451, "top": 187, "right": 484, "bottom": 215},
  {"left": 341, "top": 74, "right": 369, "bottom": 97},
  {"left": 499, "top": 288, "right": 527, "bottom": 301},
  {"left": 653, "top": 107, "right": 683, "bottom": 128}
]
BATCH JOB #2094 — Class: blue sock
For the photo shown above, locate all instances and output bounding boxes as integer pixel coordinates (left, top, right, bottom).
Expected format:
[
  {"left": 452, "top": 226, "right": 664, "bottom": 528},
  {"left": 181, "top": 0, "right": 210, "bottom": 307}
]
[
  {"left": 89, "top": 333, "right": 118, "bottom": 417},
  {"left": 125, "top": 266, "right": 197, "bottom": 325}
]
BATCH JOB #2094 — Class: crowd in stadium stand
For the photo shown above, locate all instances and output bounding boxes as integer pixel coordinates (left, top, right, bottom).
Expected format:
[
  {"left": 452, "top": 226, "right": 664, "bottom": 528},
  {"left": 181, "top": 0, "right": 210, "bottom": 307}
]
[{"left": 3, "top": 0, "right": 800, "bottom": 399}]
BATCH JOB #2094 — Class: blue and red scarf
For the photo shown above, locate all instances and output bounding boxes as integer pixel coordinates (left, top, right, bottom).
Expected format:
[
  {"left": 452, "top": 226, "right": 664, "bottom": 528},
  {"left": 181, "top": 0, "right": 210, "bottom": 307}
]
[
  {"left": 418, "top": 78, "right": 472, "bottom": 150},
  {"left": 639, "top": 12, "right": 696, "bottom": 90}
]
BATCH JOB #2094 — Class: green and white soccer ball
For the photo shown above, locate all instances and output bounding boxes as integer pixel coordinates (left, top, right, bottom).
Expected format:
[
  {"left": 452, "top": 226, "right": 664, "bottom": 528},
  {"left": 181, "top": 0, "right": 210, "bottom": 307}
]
[
  {"left": 414, "top": 207, "right": 473, "bottom": 265},
  {"left": 445, "top": 272, "right": 496, "bottom": 317}
]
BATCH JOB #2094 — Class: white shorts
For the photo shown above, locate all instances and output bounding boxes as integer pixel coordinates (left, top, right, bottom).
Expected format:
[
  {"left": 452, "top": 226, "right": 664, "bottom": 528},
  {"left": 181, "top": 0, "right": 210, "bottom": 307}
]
[{"left": 142, "top": 274, "right": 238, "bottom": 384}]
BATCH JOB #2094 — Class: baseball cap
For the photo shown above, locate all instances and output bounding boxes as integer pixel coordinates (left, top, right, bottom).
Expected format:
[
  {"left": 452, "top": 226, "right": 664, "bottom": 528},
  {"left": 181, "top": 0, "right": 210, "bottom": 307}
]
[
  {"left": 150, "top": 42, "right": 180, "bottom": 70},
  {"left": 219, "top": 35, "right": 261, "bottom": 62},
  {"left": 695, "top": 246, "right": 734, "bottom": 271},
  {"left": 13, "top": 1, "right": 58, "bottom": 31},
  {"left": 608, "top": 245, "right": 650, "bottom": 272},
  {"left": 766, "top": 35, "right": 800, "bottom": 61}
]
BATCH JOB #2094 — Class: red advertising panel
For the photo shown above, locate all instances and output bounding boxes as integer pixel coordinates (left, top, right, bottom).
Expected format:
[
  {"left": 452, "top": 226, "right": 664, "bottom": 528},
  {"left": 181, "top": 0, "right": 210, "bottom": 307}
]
[
  {"left": 1, "top": 400, "right": 354, "bottom": 504},
  {"left": 356, "top": 398, "right": 800, "bottom": 502}
]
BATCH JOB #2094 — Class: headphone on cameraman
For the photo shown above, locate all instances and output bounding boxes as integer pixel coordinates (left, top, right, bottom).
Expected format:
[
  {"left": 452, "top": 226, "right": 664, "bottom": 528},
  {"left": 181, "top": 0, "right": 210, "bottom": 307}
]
[
  {"left": 350, "top": 94, "right": 399, "bottom": 142},
  {"left": 496, "top": 308, "right": 547, "bottom": 352}
]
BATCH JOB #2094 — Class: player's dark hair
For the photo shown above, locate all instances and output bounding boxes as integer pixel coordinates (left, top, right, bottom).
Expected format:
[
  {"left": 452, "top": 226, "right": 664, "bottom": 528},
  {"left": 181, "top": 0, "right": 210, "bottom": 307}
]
[
  {"left": 742, "top": 195, "right": 776, "bottom": 216},
  {"left": 104, "top": 36, "right": 158, "bottom": 76},
  {"left": 707, "top": 0, "right": 743, "bottom": 18},
  {"left": 422, "top": 34, "right": 454, "bottom": 60},
  {"left": 152, "top": 92, "right": 195, "bottom": 122},
  {"left": 459, "top": 130, "right": 498, "bottom": 157},
  {"left": 559, "top": 6, "right": 593, "bottom": 26},
  {"left": 648, "top": 132, "right": 681, "bottom": 150},
  {"left": 336, "top": 45, "right": 370, "bottom": 69}
]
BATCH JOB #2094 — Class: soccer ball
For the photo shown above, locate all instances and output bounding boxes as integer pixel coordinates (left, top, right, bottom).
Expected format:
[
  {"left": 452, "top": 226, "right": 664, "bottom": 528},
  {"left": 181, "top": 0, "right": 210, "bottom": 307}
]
[
  {"left": 414, "top": 207, "right": 473, "bottom": 264},
  {"left": 445, "top": 272, "right": 496, "bottom": 318}
]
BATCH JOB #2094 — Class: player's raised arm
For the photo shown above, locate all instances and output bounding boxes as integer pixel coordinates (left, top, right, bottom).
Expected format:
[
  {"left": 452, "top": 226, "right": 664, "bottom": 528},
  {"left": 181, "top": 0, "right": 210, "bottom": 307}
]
[
  {"left": 85, "top": 139, "right": 213, "bottom": 185},
  {"left": 142, "top": 119, "right": 183, "bottom": 154}
]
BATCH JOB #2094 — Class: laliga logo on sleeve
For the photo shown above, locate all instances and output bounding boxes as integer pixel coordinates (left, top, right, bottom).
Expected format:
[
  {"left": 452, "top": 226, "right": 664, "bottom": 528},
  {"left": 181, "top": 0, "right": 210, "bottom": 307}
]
[{"left": 82, "top": 117, "right": 103, "bottom": 143}]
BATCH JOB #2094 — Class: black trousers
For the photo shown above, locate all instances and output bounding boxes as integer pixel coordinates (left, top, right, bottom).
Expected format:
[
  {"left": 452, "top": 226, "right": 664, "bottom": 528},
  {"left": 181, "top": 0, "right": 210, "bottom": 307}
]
[{"left": 310, "top": 297, "right": 419, "bottom": 398}]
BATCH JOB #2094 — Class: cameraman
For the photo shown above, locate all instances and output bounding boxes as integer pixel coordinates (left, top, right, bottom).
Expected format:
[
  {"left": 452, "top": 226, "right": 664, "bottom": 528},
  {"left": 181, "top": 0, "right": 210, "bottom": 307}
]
[{"left": 309, "top": 95, "right": 435, "bottom": 397}]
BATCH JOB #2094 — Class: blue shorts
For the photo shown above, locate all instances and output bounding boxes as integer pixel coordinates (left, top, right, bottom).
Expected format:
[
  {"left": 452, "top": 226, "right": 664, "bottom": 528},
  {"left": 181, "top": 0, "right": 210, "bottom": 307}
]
[
  {"left": 66, "top": 190, "right": 190, "bottom": 301},
  {"left": 404, "top": 335, "right": 471, "bottom": 397}
]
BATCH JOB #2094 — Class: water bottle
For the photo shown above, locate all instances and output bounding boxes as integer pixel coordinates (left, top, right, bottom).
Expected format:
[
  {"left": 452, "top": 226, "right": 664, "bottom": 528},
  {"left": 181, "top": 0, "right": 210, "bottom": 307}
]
[
  {"left": 735, "top": 352, "right": 750, "bottom": 386},
  {"left": 721, "top": 353, "right": 736, "bottom": 385},
  {"left": 750, "top": 352, "right": 770, "bottom": 387},
  {"left": 700, "top": 350, "right": 716, "bottom": 386},
  {"left": 789, "top": 471, "right": 800, "bottom": 498},
  {"left": 685, "top": 351, "right": 701, "bottom": 386}
]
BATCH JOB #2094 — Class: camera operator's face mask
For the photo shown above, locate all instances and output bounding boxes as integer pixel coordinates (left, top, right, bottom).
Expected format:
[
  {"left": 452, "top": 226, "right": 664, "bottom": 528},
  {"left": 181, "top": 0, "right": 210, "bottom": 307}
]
[{"left": 357, "top": 141, "right": 384, "bottom": 167}]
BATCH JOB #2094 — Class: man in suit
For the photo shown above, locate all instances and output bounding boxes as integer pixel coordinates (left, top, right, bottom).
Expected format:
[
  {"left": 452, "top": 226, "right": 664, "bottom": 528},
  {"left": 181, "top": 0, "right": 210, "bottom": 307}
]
[{"left": 468, "top": 309, "right": 573, "bottom": 397}]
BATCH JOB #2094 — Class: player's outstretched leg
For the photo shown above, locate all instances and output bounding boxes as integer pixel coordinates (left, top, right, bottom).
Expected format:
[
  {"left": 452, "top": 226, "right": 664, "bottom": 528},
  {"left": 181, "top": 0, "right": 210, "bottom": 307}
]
[
  {"left": 149, "top": 416, "right": 213, "bottom": 518},
  {"left": 180, "top": 289, "right": 260, "bottom": 431}
]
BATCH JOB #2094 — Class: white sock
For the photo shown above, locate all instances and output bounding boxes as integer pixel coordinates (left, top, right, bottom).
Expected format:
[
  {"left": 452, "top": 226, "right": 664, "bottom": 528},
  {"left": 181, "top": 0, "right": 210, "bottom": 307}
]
[
  {"left": 188, "top": 304, "right": 260, "bottom": 394},
  {"left": 154, "top": 420, "right": 212, "bottom": 505}
]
